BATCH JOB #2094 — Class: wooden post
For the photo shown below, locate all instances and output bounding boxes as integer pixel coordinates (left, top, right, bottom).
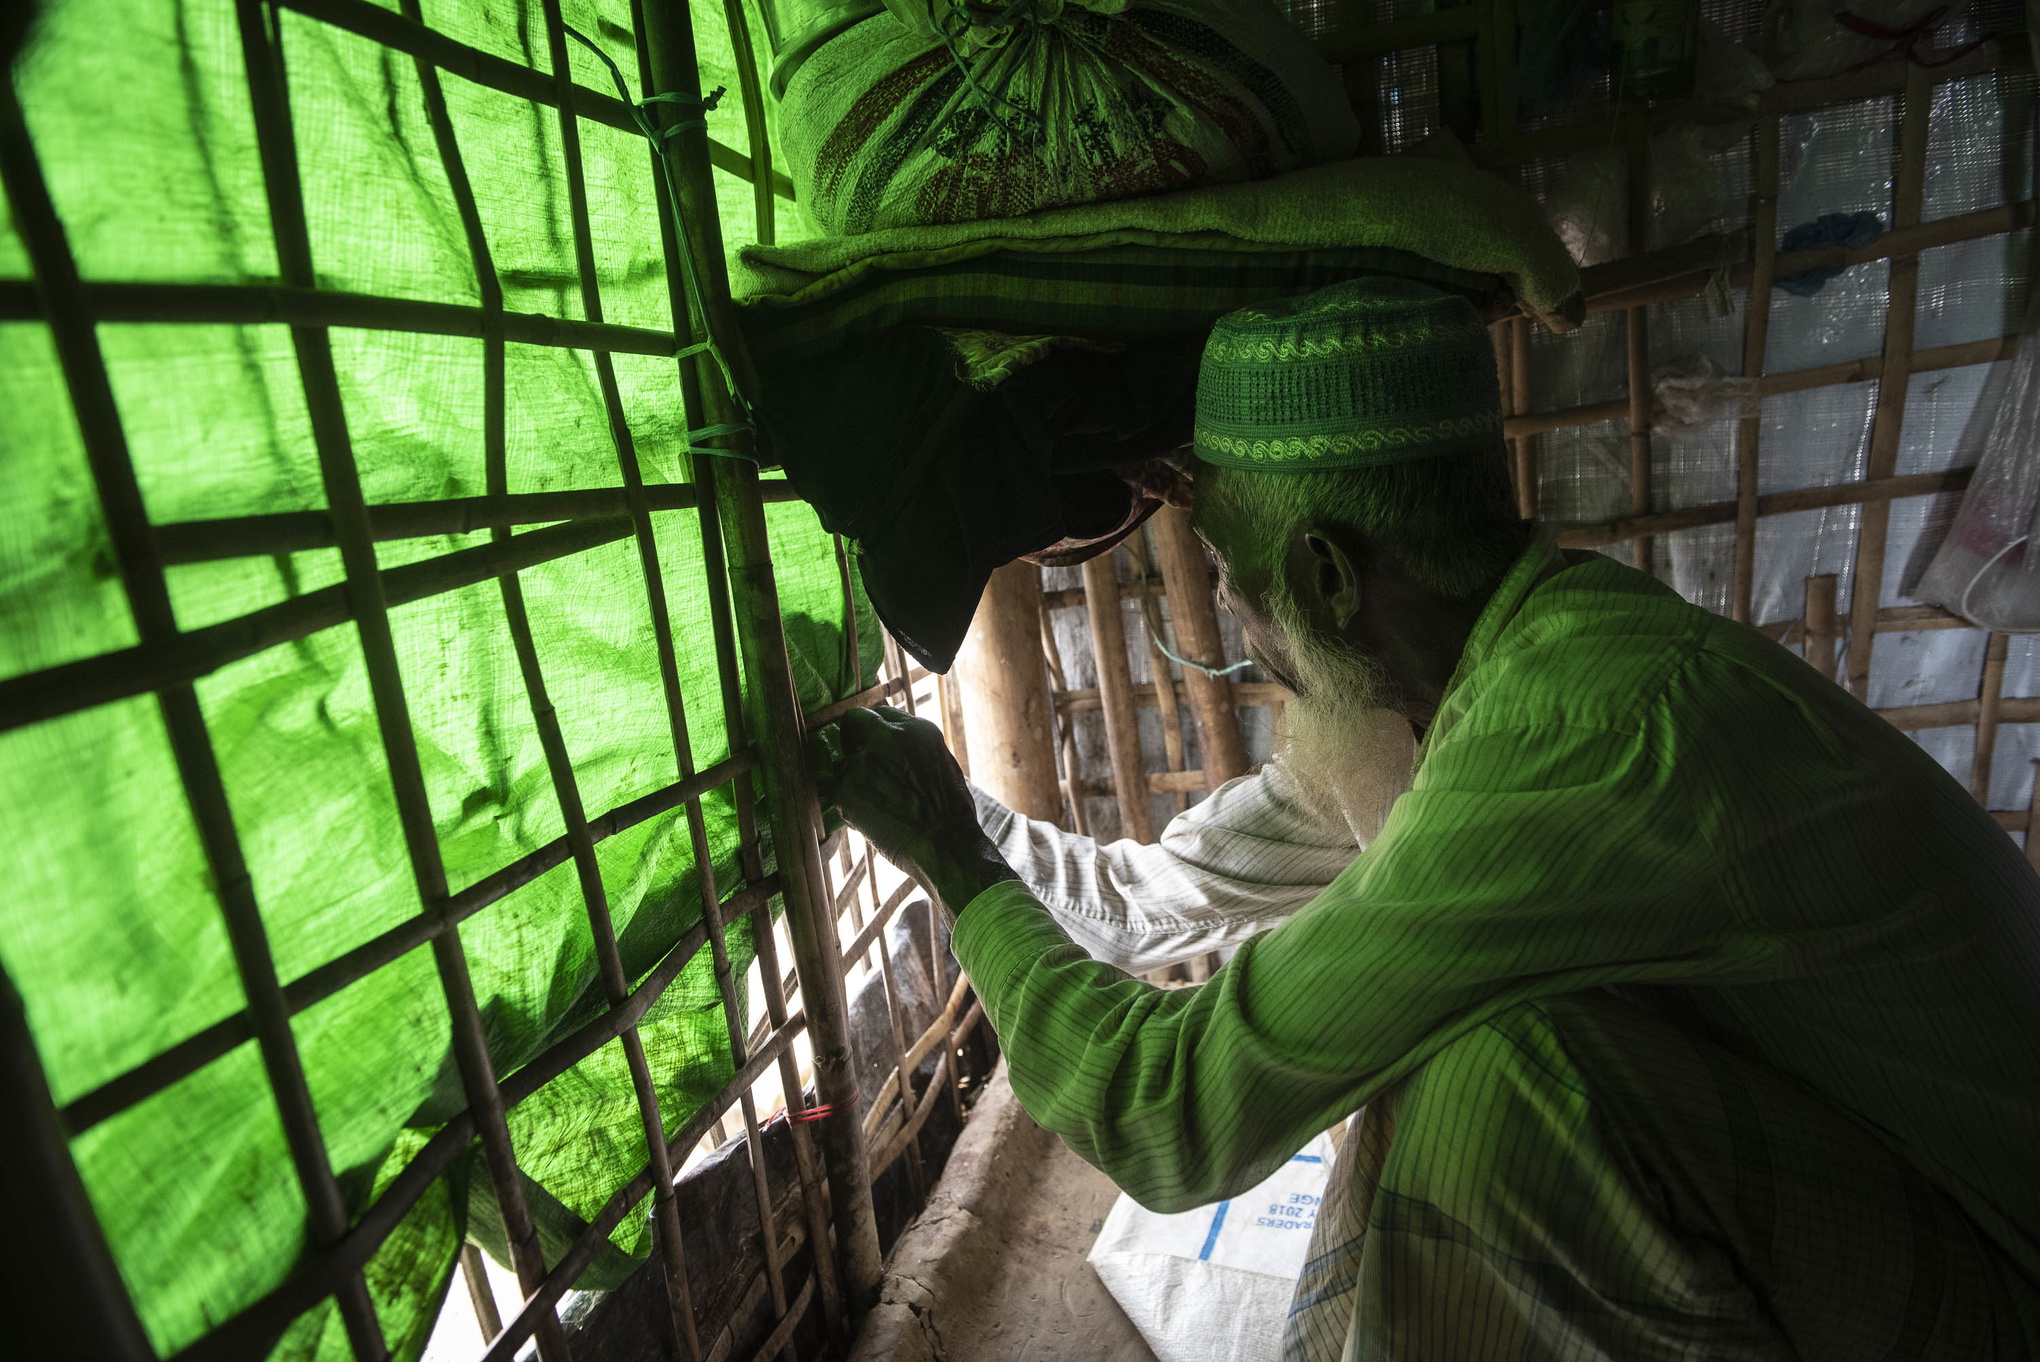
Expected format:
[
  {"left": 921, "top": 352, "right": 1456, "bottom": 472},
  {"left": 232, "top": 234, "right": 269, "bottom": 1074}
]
[
  {"left": 952, "top": 560, "right": 1064, "bottom": 822},
  {"left": 1083, "top": 550, "right": 1156, "bottom": 843},
  {"left": 1148, "top": 505, "right": 1250, "bottom": 791},
  {"left": 1804, "top": 574, "right": 1839, "bottom": 680}
]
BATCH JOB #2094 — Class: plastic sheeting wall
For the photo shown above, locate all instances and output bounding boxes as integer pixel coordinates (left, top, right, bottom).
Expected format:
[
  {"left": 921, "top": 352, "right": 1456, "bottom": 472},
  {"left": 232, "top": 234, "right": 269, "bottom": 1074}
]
[{"left": 1043, "top": 0, "right": 2037, "bottom": 847}]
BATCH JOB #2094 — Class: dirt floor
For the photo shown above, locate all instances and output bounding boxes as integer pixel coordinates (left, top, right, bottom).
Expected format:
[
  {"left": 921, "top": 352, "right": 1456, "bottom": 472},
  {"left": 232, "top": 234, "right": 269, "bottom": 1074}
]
[{"left": 848, "top": 1061, "right": 1158, "bottom": 1362}]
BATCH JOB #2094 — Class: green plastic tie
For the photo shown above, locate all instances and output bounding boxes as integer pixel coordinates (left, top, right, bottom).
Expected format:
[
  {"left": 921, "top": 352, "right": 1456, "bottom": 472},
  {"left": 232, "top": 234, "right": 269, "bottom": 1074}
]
[{"left": 562, "top": 23, "right": 758, "bottom": 461}]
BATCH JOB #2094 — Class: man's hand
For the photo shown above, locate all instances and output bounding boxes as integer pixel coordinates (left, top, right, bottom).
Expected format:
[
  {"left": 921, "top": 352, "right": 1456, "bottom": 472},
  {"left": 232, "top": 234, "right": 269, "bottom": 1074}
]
[{"left": 811, "top": 706, "right": 1019, "bottom": 923}]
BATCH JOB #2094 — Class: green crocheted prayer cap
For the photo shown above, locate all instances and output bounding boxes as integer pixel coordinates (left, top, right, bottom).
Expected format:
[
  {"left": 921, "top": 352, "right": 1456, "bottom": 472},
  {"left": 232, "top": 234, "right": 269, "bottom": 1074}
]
[{"left": 1193, "top": 277, "right": 1502, "bottom": 471}]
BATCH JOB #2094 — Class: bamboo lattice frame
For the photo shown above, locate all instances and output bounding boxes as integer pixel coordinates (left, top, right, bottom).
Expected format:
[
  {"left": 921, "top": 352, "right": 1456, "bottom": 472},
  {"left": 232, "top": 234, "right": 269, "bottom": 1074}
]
[{"left": 0, "top": 0, "right": 992, "bottom": 1356}]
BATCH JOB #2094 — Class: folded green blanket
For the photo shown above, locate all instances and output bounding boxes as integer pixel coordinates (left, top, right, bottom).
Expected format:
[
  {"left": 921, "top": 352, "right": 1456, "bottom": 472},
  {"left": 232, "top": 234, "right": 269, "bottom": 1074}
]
[{"left": 736, "top": 152, "right": 1584, "bottom": 331}]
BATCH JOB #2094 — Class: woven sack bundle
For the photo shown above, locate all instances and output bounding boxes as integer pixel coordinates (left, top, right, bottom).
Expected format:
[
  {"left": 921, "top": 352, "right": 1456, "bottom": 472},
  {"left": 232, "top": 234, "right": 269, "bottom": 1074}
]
[{"left": 779, "top": 0, "right": 1360, "bottom": 237}]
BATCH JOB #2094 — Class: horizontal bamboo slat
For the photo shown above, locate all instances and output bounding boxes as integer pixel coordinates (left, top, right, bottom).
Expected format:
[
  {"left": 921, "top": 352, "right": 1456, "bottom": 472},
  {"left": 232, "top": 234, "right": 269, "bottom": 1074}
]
[{"left": 1555, "top": 467, "right": 1974, "bottom": 549}]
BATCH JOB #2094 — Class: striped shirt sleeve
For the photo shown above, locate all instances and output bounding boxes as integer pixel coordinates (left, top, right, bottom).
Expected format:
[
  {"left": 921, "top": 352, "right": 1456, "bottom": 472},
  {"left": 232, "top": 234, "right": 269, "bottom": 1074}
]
[
  {"left": 970, "top": 761, "right": 1366, "bottom": 974},
  {"left": 950, "top": 706, "right": 1792, "bottom": 1215}
]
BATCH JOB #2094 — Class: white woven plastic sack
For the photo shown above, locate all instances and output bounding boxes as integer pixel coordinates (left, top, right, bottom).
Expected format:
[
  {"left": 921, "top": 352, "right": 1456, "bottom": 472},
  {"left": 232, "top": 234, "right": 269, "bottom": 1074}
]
[
  {"left": 1914, "top": 297, "right": 2040, "bottom": 630},
  {"left": 1087, "top": 1132, "right": 1335, "bottom": 1362},
  {"left": 779, "top": 0, "right": 1359, "bottom": 237}
]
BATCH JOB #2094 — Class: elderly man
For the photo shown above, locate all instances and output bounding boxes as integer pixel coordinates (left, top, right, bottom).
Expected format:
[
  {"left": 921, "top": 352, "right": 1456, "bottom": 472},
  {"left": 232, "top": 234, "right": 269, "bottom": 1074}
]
[{"left": 816, "top": 278, "right": 2040, "bottom": 1360}]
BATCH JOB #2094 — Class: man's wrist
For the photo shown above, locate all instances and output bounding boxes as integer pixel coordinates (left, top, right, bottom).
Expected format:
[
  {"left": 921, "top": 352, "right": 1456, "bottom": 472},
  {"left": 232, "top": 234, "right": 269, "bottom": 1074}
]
[{"left": 921, "top": 825, "right": 1020, "bottom": 925}]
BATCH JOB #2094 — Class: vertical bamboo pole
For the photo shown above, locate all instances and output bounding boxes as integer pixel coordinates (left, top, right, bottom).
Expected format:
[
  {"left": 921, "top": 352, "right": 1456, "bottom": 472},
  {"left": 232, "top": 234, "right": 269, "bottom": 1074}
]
[
  {"left": 461, "top": 1245, "right": 505, "bottom": 1341},
  {"left": 1477, "top": 0, "right": 1512, "bottom": 153},
  {"left": 1511, "top": 317, "right": 1535, "bottom": 520},
  {"left": 1083, "top": 551, "right": 1156, "bottom": 843},
  {"left": 1847, "top": 64, "right": 1934, "bottom": 700},
  {"left": 1125, "top": 532, "right": 1189, "bottom": 815},
  {"left": 637, "top": 0, "right": 884, "bottom": 1319},
  {"left": 1437, "top": 0, "right": 1477, "bottom": 142},
  {"left": 938, "top": 669, "right": 970, "bottom": 777},
  {"left": 952, "top": 561, "right": 1064, "bottom": 822},
  {"left": 1149, "top": 505, "right": 1249, "bottom": 791},
  {"left": 1036, "top": 596, "right": 1091, "bottom": 837},
  {"left": 2026, "top": 761, "right": 2040, "bottom": 872},
  {"left": 1624, "top": 113, "right": 1657, "bottom": 574},
  {"left": 614, "top": 16, "right": 850, "bottom": 1334},
  {"left": 719, "top": 0, "right": 774, "bottom": 246},
  {"left": 1733, "top": 118, "right": 1781, "bottom": 624},
  {"left": 1972, "top": 633, "right": 2010, "bottom": 806},
  {"left": 1803, "top": 575, "right": 1839, "bottom": 681},
  {"left": 1491, "top": 321, "right": 1518, "bottom": 508},
  {"left": 0, "top": 964, "right": 154, "bottom": 1362}
]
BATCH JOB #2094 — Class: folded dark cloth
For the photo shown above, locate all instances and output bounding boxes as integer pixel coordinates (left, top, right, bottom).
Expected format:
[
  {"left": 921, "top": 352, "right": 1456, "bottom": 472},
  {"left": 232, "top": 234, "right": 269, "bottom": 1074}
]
[{"left": 756, "top": 329, "right": 1204, "bottom": 671}]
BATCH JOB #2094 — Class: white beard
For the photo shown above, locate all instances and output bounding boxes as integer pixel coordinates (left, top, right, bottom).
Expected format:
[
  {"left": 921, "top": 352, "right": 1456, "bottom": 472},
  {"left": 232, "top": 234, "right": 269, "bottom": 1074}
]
[{"left": 1268, "top": 592, "right": 1417, "bottom": 846}]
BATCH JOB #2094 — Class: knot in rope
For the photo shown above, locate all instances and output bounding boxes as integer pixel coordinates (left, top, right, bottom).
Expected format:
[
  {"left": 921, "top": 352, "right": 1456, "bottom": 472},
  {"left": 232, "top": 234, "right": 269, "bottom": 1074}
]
[{"left": 928, "top": 0, "right": 1049, "bottom": 140}]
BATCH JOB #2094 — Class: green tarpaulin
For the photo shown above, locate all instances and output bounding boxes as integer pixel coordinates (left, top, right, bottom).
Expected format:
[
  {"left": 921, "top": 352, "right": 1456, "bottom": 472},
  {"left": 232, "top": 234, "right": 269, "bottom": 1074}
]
[{"left": 0, "top": 0, "right": 861, "bottom": 1356}]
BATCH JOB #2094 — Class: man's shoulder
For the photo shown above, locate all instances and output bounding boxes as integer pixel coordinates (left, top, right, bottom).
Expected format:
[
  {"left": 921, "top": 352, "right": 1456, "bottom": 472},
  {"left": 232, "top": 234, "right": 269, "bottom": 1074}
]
[{"left": 1459, "top": 553, "right": 1721, "bottom": 733}]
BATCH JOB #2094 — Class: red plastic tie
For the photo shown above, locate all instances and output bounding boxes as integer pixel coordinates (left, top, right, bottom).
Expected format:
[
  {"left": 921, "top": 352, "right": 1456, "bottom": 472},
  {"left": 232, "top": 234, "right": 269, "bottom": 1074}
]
[{"left": 789, "top": 1102, "right": 839, "bottom": 1124}]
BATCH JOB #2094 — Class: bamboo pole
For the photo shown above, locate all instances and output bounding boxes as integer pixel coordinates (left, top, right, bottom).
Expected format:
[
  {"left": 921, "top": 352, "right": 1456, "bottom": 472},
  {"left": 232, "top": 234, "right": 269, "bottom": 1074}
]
[
  {"left": 1055, "top": 678, "right": 1292, "bottom": 715},
  {"left": 1875, "top": 695, "right": 2040, "bottom": 732},
  {"left": 1847, "top": 63, "right": 1934, "bottom": 701},
  {"left": 1036, "top": 594, "right": 1091, "bottom": 837},
  {"left": 269, "top": 0, "right": 792, "bottom": 190},
  {"left": 1148, "top": 505, "right": 1250, "bottom": 791},
  {"left": 638, "top": 0, "right": 884, "bottom": 1321},
  {"left": 1465, "top": 37, "right": 2017, "bottom": 170},
  {"left": 1313, "top": 5, "right": 1481, "bottom": 60},
  {"left": 1580, "top": 199, "right": 2032, "bottom": 316},
  {"left": 0, "top": 963, "right": 155, "bottom": 1362},
  {"left": 1733, "top": 118, "right": 1780, "bottom": 623},
  {"left": 720, "top": 0, "right": 775, "bottom": 243},
  {"left": 153, "top": 481, "right": 791, "bottom": 566},
  {"left": 1503, "top": 332, "right": 2018, "bottom": 442},
  {"left": 938, "top": 668, "right": 970, "bottom": 777},
  {"left": 1511, "top": 317, "right": 1535, "bottom": 519},
  {"left": 0, "top": 275, "right": 691, "bottom": 353},
  {"left": 1083, "top": 550, "right": 1156, "bottom": 843},
  {"left": 1481, "top": 0, "right": 1517, "bottom": 151},
  {"left": 460, "top": 1245, "right": 504, "bottom": 1341},
  {"left": 1624, "top": 117, "right": 1654, "bottom": 575},
  {"left": 1555, "top": 466, "right": 1973, "bottom": 549},
  {"left": 1124, "top": 530, "right": 1189, "bottom": 815},
  {"left": 951, "top": 561, "right": 1064, "bottom": 823},
  {"left": 2026, "top": 762, "right": 2040, "bottom": 872},
  {"left": 1803, "top": 575, "right": 1839, "bottom": 681},
  {"left": 1972, "top": 633, "right": 2010, "bottom": 805}
]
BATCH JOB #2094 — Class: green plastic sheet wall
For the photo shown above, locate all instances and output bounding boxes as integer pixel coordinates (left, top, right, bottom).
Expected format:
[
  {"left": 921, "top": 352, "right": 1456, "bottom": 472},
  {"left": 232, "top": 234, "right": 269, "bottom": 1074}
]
[{"left": 0, "top": 0, "right": 863, "bottom": 1356}]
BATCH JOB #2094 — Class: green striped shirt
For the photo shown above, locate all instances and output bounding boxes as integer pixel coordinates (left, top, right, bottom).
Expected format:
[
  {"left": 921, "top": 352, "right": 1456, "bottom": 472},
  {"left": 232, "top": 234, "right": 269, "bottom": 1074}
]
[{"left": 953, "top": 532, "right": 2040, "bottom": 1310}]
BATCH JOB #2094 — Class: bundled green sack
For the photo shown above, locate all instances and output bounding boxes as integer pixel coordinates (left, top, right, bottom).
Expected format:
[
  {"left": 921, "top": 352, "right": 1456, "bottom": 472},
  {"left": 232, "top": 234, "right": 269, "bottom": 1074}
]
[{"left": 779, "top": 0, "right": 1360, "bottom": 237}]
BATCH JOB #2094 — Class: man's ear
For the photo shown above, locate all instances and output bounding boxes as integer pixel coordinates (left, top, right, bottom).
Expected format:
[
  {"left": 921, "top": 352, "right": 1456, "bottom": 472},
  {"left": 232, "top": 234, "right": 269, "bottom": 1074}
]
[{"left": 1299, "top": 528, "right": 1364, "bottom": 630}]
